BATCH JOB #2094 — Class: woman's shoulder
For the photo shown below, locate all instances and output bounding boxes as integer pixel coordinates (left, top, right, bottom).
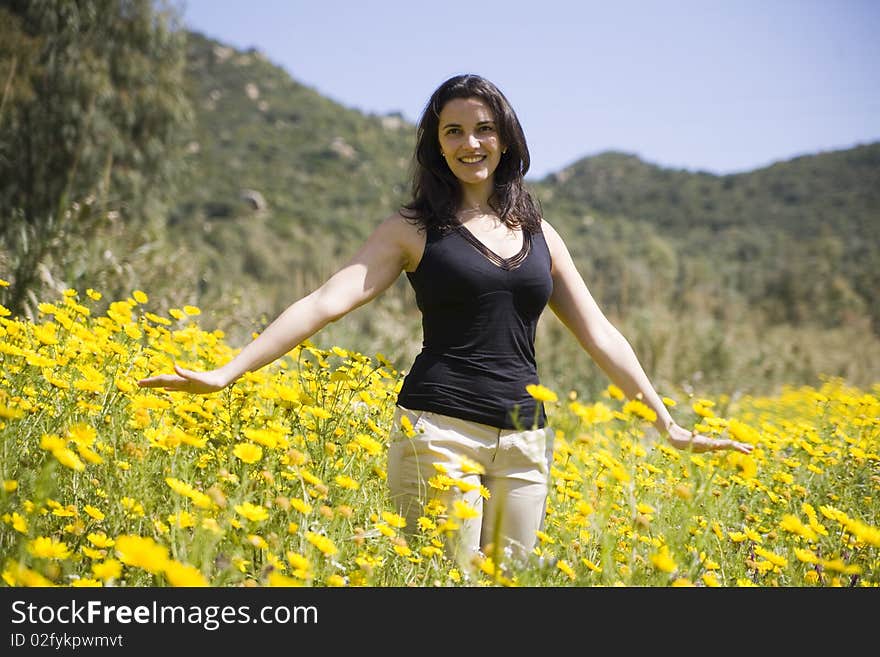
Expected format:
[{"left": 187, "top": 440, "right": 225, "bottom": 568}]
[
  {"left": 534, "top": 217, "right": 568, "bottom": 265},
  {"left": 381, "top": 210, "right": 428, "bottom": 239},
  {"left": 535, "top": 216, "right": 562, "bottom": 242},
  {"left": 376, "top": 211, "right": 429, "bottom": 271}
]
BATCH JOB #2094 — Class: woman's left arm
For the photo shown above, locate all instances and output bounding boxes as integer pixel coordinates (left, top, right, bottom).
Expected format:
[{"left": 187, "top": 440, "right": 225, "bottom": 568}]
[{"left": 542, "top": 219, "right": 753, "bottom": 455}]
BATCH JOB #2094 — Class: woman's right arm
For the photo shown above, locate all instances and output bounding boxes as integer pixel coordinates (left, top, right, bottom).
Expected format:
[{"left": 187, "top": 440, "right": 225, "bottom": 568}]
[{"left": 137, "top": 213, "right": 419, "bottom": 394}]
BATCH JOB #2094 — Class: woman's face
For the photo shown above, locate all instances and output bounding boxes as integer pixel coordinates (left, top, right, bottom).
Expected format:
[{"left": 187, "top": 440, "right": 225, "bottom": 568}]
[{"left": 437, "top": 96, "right": 505, "bottom": 188}]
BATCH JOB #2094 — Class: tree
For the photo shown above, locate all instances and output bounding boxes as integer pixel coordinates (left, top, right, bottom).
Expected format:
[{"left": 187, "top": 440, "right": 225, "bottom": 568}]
[{"left": 0, "top": 0, "right": 191, "bottom": 316}]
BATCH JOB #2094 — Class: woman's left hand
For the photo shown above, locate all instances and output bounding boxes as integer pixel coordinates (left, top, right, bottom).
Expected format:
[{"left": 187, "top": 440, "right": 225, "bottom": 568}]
[{"left": 665, "top": 422, "right": 754, "bottom": 454}]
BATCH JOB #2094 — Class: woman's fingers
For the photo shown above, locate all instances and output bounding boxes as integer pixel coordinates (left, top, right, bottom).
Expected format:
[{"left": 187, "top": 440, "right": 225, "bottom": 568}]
[
  {"left": 730, "top": 440, "right": 755, "bottom": 454},
  {"left": 705, "top": 438, "right": 754, "bottom": 454},
  {"left": 136, "top": 366, "right": 224, "bottom": 394},
  {"left": 137, "top": 373, "right": 185, "bottom": 388}
]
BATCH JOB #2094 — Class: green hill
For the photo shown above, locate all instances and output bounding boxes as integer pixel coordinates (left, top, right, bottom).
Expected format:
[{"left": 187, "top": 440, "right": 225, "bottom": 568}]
[
  {"left": 533, "top": 145, "right": 880, "bottom": 330},
  {"left": 164, "top": 32, "right": 880, "bottom": 397}
]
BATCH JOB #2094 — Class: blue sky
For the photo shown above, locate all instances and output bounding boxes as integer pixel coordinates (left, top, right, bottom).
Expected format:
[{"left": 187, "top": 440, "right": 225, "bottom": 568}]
[{"left": 177, "top": 0, "right": 880, "bottom": 180}]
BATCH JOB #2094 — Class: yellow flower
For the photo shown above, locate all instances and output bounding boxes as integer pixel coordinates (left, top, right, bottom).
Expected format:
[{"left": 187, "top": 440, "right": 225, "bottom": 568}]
[
  {"left": 535, "top": 530, "right": 556, "bottom": 544},
  {"left": 269, "top": 572, "right": 305, "bottom": 587},
  {"left": 245, "top": 534, "right": 268, "bottom": 550},
  {"left": 334, "top": 474, "right": 359, "bottom": 490},
  {"left": 375, "top": 523, "right": 396, "bottom": 538},
  {"left": 451, "top": 499, "right": 479, "bottom": 520},
  {"left": 3, "top": 562, "right": 56, "bottom": 587},
  {"left": 458, "top": 455, "right": 485, "bottom": 475},
  {"left": 794, "top": 548, "right": 819, "bottom": 564},
  {"left": 581, "top": 558, "right": 602, "bottom": 573},
  {"left": 692, "top": 399, "right": 716, "bottom": 418},
  {"left": 623, "top": 399, "right": 657, "bottom": 423},
  {"left": 286, "top": 551, "right": 311, "bottom": 572},
  {"left": 569, "top": 401, "right": 614, "bottom": 424},
  {"left": 3, "top": 480, "right": 18, "bottom": 492},
  {"left": 290, "top": 498, "right": 312, "bottom": 515},
  {"left": 381, "top": 511, "right": 407, "bottom": 529},
  {"left": 744, "top": 526, "right": 764, "bottom": 543},
  {"left": 183, "top": 305, "right": 201, "bottom": 316},
  {"left": 144, "top": 312, "right": 172, "bottom": 326},
  {"left": 10, "top": 512, "right": 28, "bottom": 534},
  {"left": 243, "top": 427, "right": 280, "bottom": 449},
  {"left": 87, "top": 532, "right": 115, "bottom": 548},
  {"left": 165, "top": 477, "right": 215, "bottom": 509},
  {"left": 326, "top": 574, "right": 347, "bottom": 587},
  {"left": 421, "top": 545, "right": 443, "bottom": 558},
  {"left": 305, "top": 531, "right": 337, "bottom": 556},
  {"left": 302, "top": 405, "right": 332, "bottom": 419},
  {"left": 234, "top": 502, "right": 269, "bottom": 523},
  {"left": 71, "top": 578, "right": 102, "bottom": 587},
  {"left": 39, "top": 433, "right": 66, "bottom": 452},
  {"left": 164, "top": 560, "right": 209, "bottom": 586},
  {"left": 649, "top": 546, "right": 678, "bottom": 573},
  {"left": 702, "top": 573, "right": 721, "bottom": 587},
  {"left": 754, "top": 546, "right": 787, "bottom": 568},
  {"left": 779, "top": 514, "right": 818, "bottom": 541},
  {"left": 132, "top": 290, "right": 149, "bottom": 304},
  {"left": 233, "top": 442, "right": 263, "bottom": 464},
  {"left": 167, "top": 511, "right": 196, "bottom": 529},
  {"left": 399, "top": 414, "right": 416, "bottom": 438},
  {"left": 353, "top": 433, "right": 383, "bottom": 456},
  {"left": 92, "top": 559, "right": 122, "bottom": 582},
  {"left": 53, "top": 448, "right": 86, "bottom": 472},
  {"left": 526, "top": 383, "right": 558, "bottom": 403},
  {"left": 606, "top": 384, "right": 624, "bottom": 400},
  {"left": 28, "top": 536, "right": 71, "bottom": 559},
  {"left": 557, "top": 560, "right": 576, "bottom": 580},
  {"left": 115, "top": 535, "right": 169, "bottom": 574}
]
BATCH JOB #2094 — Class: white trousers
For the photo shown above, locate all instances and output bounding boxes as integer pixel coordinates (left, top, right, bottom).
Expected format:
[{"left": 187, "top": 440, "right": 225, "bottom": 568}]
[{"left": 386, "top": 405, "right": 555, "bottom": 569}]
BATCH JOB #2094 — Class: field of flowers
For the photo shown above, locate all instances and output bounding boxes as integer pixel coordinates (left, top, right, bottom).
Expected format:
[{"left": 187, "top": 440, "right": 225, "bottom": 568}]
[{"left": 1, "top": 286, "right": 878, "bottom": 587}]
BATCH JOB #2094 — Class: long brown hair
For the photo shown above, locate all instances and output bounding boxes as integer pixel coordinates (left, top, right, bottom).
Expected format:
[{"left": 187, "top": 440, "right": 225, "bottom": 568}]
[{"left": 400, "top": 74, "right": 542, "bottom": 233}]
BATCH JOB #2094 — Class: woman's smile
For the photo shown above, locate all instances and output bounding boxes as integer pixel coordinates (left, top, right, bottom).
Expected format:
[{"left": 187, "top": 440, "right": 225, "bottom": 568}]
[{"left": 438, "top": 96, "right": 504, "bottom": 189}]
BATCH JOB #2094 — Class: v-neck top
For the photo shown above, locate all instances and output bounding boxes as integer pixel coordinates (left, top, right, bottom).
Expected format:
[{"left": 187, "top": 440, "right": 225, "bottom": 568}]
[
  {"left": 453, "top": 223, "right": 532, "bottom": 271},
  {"left": 397, "top": 223, "right": 554, "bottom": 429}
]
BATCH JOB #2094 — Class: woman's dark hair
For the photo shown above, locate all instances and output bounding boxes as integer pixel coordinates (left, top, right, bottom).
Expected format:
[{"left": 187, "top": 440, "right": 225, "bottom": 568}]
[{"left": 400, "top": 74, "right": 542, "bottom": 232}]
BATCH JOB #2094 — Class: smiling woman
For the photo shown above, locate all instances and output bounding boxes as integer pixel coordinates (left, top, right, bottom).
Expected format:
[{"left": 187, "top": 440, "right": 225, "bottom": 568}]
[
  {"left": 137, "top": 73, "right": 752, "bottom": 573},
  {"left": 439, "top": 98, "right": 506, "bottom": 188}
]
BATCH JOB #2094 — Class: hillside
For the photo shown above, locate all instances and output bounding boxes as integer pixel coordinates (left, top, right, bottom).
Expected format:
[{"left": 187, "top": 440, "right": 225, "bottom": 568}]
[
  {"left": 533, "top": 145, "right": 880, "bottom": 329},
  {"left": 163, "top": 32, "right": 880, "bottom": 396}
]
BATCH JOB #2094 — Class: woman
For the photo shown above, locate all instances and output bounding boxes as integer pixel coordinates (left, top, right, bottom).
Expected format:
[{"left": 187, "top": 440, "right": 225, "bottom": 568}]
[{"left": 138, "top": 74, "right": 753, "bottom": 570}]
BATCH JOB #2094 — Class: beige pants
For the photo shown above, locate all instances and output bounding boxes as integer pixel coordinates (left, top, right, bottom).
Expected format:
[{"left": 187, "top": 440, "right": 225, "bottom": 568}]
[{"left": 386, "top": 405, "right": 555, "bottom": 569}]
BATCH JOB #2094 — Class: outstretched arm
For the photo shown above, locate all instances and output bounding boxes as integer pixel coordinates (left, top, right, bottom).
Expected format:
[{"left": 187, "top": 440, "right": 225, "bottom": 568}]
[
  {"left": 138, "top": 213, "right": 418, "bottom": 394},
  {"left": 542, "top": 219, "right": 752, "bottom": 454}
]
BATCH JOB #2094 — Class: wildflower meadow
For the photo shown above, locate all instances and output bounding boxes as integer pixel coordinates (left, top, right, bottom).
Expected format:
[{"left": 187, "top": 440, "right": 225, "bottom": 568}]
[{"left": 1, "top": 285, "right": 878, "bottom": 588}]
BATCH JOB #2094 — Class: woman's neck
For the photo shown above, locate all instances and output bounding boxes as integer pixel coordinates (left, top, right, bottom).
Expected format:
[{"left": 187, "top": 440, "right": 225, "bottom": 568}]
[{"left": 458, "top": 180, "right": 494, "bottom": 216}]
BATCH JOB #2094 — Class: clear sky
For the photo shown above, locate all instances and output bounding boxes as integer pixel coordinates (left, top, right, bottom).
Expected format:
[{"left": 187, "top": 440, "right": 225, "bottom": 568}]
[{"left": 176, "top": 0, "right": 880, "bottom": 180}]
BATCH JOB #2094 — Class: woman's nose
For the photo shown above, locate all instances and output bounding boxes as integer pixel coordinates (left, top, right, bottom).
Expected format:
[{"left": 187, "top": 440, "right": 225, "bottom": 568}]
[{"left": 466, "top": 132, "right": 481, "bottom": 148}]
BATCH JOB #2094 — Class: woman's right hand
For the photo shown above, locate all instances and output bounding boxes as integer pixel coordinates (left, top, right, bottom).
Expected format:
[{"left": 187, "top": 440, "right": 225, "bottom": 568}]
[{"left": 137, "top": 364, "right": 231, "bottom": 394}]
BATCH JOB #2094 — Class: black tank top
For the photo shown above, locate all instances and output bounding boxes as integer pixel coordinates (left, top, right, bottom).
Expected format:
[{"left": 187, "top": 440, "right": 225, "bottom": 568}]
[{"left": 396, "top": 221, "right": 554, "bottom": 429}]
